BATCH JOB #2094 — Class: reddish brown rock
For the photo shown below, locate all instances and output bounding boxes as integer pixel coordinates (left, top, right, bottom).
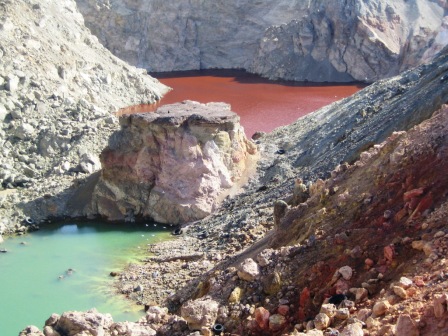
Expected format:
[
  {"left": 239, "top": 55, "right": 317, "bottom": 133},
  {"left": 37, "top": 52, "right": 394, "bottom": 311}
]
[{"left": 254, "top": 307, "right": 270, "bottom": 330}]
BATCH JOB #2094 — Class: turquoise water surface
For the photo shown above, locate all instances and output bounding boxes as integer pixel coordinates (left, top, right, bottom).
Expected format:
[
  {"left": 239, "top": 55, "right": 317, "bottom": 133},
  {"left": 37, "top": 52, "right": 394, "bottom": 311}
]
[{"left": 0, "top": 222, "right": 171, "bottom": 335}]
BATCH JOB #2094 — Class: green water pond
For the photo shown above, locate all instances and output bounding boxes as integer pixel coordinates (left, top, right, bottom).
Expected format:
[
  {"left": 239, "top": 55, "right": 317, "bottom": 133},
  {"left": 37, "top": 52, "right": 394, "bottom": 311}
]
[{"left": 0, "top": 221, "right": 171, "bottom": 335}]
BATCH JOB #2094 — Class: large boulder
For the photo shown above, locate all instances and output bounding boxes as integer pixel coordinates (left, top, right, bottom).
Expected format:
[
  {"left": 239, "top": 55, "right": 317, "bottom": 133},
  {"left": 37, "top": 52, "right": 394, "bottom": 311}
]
[
  {"left": 52, "top": 309, "right": 113, "bottom": 336},
  {"left": 87, "top": 101, "right": 258, "bottom": 224}
]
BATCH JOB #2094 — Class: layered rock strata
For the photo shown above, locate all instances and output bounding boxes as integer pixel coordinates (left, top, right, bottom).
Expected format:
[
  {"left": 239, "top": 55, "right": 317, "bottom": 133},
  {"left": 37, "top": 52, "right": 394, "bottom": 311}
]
[
  {"left": 75, "top": 0, "right": 446, "bottom": 82},
  {"left": 87, "top": 101, "right": 258, "bottom": 224}
]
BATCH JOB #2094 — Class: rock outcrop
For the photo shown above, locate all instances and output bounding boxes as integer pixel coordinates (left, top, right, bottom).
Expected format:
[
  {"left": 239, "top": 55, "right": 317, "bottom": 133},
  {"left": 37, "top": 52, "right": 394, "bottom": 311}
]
[
  {"left": 75, "top": 0, "right": 446, "bottom": 82},
  {"left": 86, "top": 101, "right": 258, "bottom": 224},
  {"left": 0, "top": 0, "right": 169, "bottom": 233}
]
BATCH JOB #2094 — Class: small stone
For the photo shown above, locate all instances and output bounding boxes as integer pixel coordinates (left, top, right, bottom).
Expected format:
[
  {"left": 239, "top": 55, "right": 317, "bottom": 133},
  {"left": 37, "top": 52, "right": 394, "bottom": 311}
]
[
  {"left": 14, "top": 123, "right": 35, "bottom": 140},
  {"left": 237, "top": 258, "right": 260, "bottom": 282},
  {"left": 350, "top": 287, "right": 368, "bottom": 303},
  {"left": 277, "top": 305, "right": 289, "bottom": 316},
  {"left": 395, "top": 314, "right": 419, "bottom": 336},
  {"left": 398, "top": 277, "right": 413, "bottom": 288},
  {"left": 356, "top": 308, "right": 371, "bottom": 322},
  {"left": 433, "top": 293, "right": 448, "bottom": 318},
  {"left": 434, "top": 231, "right": 445, "bottom": 238},
  {"left": 339, "top": 266, "right": 353, "bottom": 280},
  {"left": 254, "top": 307, "right": 270, "bottom": 330},
  {"left": 181, "top": 298, "right": 219, "bottom": 330},
  {"left": 19, "top": 325, "right": 44, "bottom": 336},
  {"left": 269, "top": 314, "right": 286, "bottom": 332},
  {"left": 44, "top": 313, "right": 60, "bottom": 327},
  {"left": 314, "top": 313, "right": 330, "bottom": 330},
  {"left": 134, "top": 284, "right": 144, "bottom": 292},
  {"left": 372, "top": 300, "right": 390, "bottom": 317},
  {"left": 320, "top": 303, "right": 336, "bottom": 318},
  {"left": 364, "top": 258, "right": 374, "bottom": 267},
  {"left": 262, "top": 271, "right": 282, "bottom": 295},
  {"left": 366, "top": 316, "right": 378, "bottom": 330},
  {"left": 341, "top": 322, "right": 363, "bottom": 336},
  {"left": 335, "top": 308, "right": 350, "bottom": 320},
  {"left": 228, "top": 286, "right": 243, "bottom": 303},
  {"left": 0, "top": 104, "right": 8, "bottom": 122},
  {"left": 393, "top": 286, "right": 407, "bottom": 299},
  {"left": 6, "top": 74, "right": 19, "bottom": 92},
  {"left": 43, "top": 326, "right": 60, "bottom": 336}
]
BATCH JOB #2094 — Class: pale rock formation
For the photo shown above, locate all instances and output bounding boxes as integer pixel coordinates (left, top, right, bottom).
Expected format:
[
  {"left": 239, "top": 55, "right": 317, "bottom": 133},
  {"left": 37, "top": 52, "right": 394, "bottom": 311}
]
[
  {"left": 180, "top": 298, "right": 219, "bottom": 331},
  {"left": 0, "top": 0, "right": 169, "bottom": 232},
  {"left": 88, "top": 101, "right": 258, "bottom": 224},
  {"left": 21, "top": 310, "right": 158, "bottom": 336},
  {"left": 75, "top": 0, "right": 446, "bottom": 82},
  {"left": 52, "top": 309, "right": 113, "bottom": 336}
]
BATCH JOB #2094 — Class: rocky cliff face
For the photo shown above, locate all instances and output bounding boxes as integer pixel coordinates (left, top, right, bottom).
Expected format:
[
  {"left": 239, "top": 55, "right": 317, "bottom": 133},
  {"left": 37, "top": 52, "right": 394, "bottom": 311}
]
[
  {"left": 75, "top": 0, "right": 446, "bottom": 82},
  {"left": 87, "top": 101, "right": 258, "bottom": 224},
  {"left": 0, "top": 0, "right": 168, "bottom": 234}
]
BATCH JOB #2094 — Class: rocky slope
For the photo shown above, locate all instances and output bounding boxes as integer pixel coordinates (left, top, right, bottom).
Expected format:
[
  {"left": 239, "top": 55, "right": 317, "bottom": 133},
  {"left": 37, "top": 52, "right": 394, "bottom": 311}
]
[
  {"left": 75, "top": 0, "right": 447, "bottom": 82},
  {"left": 18, "top": 48, "right": 448, "bottom": 336},
  {"left": 21, "top": 99, "right": 448, "bottom": 336},
  {"left": 0, "top": 0, "right": 169, "bottom": 236}
]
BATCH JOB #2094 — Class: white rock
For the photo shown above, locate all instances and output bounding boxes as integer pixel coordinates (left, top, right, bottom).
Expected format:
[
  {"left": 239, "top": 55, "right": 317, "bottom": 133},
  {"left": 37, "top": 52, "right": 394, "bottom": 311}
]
[
  {"left": 341, "top": 322, "right": 364, "bottom": 336},
  {"left": 398, "top": 277, "right": 413, "bottom": 288},
  {"left": 314, "top": 313, "right": 330, "bottom": 330},
  {"left": 237, "top": 258, "right": 260, "bottom": 282},
  {"left": 339, "top": 266, "right": 353, "bottom": 280},
  {"left": 180, "top": 298, "right": 219, "bottom": 330},
  {"left": 372, "top": 300, "right": 390, "bottom": 317},
  {"left": 0, "top": 104, "right": 8, "bottom": 122},
  {"left": 14, "top": 123, "right": 35, "bottom": 140}
]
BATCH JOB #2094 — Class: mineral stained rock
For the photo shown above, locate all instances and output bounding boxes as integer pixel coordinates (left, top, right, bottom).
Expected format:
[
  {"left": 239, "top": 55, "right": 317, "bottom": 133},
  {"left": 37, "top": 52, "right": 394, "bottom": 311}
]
[
  {"left": 88, "top": 101, "right": 258, "bottom": 224},
  {"left": 75, "top": 0, "right": 446, "bottom": 82}
]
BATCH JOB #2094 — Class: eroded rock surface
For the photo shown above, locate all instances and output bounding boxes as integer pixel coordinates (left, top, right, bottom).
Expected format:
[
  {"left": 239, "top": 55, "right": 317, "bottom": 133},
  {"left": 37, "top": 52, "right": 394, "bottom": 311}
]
[
  {"left": 86, "top": 101, "right": 258, "bottom": 224},
  {"left": 76, "top": 0, "right": 446, "bottom": 82},
  {"left": 0, "top": 0, "right": 168, "bottom": 233}
]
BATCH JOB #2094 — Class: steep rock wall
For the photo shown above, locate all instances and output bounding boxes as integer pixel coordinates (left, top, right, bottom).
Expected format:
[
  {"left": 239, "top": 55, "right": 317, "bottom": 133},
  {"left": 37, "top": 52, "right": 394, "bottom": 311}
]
[
  {"left": 87, "top": 101, "right": 258, "bottom": 224},
  {"left": 0, "top": 0, "right": 169, "bottom": 234},
  {"left": 75, "top": 0, "right": 446, "bottom": 82}
]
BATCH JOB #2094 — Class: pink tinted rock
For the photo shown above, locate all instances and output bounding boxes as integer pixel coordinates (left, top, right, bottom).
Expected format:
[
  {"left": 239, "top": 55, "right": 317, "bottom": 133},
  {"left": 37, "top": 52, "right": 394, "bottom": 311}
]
[
  {"left": 433, "top": 293, "right": 448, "bottom": 318},
  {"left": 254, "top": 307, "right": 270, "bottom": 330},
  {"left": 395, "top": 314, "right": 419, "bottom": 336},
  {"left": 278, "top": 305, "right": 290, "bottom": 316},
  {"left": 90, "top": 101, "right": 258, "bottom": 224},
  {"left": 372, "top": 300, "right": 390, "bottom": 317}
]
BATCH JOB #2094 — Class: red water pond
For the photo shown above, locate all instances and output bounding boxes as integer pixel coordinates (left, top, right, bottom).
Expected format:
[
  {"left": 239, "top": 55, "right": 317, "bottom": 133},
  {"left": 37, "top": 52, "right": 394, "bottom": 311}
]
[{"left": 119, "top": 70, "right": 364, "bottom": 137}]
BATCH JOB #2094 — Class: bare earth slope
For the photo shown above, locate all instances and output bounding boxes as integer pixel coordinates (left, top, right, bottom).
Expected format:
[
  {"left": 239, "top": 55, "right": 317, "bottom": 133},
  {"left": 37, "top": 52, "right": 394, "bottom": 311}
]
[
  {"left": 0, "top": 0, "right": 169, "bottom": 235},
  {"left": 20, "top": 73, "right": 448, "bottom": 336}
]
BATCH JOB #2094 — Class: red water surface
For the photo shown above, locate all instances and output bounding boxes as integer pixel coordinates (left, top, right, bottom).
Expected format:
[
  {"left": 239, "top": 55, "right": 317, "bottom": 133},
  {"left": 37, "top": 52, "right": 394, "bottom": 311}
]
[{"left": 119, "top": 70, "right": 364, "bottom": 137}]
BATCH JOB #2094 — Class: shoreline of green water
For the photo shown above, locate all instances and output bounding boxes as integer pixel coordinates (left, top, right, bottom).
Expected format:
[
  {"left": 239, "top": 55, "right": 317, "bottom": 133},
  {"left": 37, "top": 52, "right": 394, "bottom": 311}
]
[{"left": 0, "top": 221, "right": 171, "bottom": 335}]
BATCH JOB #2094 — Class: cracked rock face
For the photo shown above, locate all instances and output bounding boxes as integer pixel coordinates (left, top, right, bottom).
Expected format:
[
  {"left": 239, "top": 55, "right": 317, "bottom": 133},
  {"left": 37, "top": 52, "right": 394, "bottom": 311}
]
[
  {"left": 88, "top": 101, "right": 258, "bottom": 224},
  {"left": 75, "top": 0, "right": 446, "bottom": 82}
]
